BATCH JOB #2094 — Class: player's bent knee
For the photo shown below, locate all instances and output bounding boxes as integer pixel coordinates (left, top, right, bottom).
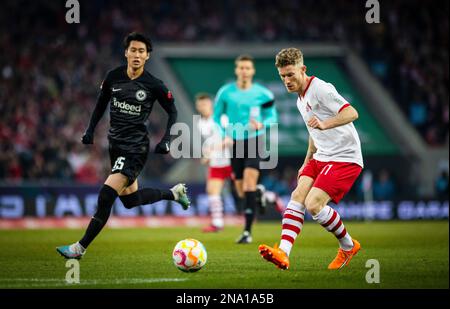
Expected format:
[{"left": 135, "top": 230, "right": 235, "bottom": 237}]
[
  {"left": 242, "top": 180, "right": 258, "bottom": 192},
  {"left": 119, "top": 192, "right": 141, "bottom": 209},
  {"left": 291, "top": 188, "right": 307, "bottom": 204},
  {"left": 243, "top": 184, "right": 257, "bottom": 192},
  {"left": 105, "top": 173, "right": 129, "bottom": 194},
  {"left": 207, "top": 188, "right": 221, "bottom": 196},
  {"left": 207, "top": 180, "right": 223, "bottom": 196},
  {"left": 304, "top": 195, "right": 324, "bottom": 216},
  {"left": 94, "top": 185, "right": 118, "bottom": 223}
]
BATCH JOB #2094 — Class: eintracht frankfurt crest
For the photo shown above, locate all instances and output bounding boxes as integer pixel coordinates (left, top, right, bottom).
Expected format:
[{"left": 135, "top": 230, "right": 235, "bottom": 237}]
[{"left": 136, "top": 90, "right": 147, "bottom": 101}]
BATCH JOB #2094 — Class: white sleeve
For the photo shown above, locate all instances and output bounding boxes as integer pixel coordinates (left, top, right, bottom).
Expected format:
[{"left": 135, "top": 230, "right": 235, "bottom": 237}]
[{"left": 315, "top": 83, "right": 350, "bottom": 115}]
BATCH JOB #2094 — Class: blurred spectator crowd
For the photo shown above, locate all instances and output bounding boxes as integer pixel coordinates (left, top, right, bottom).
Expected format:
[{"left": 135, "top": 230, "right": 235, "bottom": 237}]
[{"left": 0, "top": 0, "right": 448, "bottom": 187}]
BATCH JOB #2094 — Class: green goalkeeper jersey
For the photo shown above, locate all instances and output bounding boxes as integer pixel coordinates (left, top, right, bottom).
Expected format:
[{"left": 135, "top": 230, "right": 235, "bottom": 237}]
[{"left": 212, "top": 82, "right": 277, "bottom": 140}]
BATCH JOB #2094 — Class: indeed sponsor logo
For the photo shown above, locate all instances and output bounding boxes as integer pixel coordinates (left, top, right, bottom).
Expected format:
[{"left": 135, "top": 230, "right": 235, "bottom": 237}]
[{"left": 112, "top": 97, "right": 141, "bottom": 114}]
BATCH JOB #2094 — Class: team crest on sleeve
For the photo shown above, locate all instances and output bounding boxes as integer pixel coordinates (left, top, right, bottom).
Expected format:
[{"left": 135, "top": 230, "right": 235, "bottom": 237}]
[
  {"left": 136, "top": 90, "right": 147, "bottom": 101},
  {"left": 328, "top": 91, "right": 342, "bottom": 103},
  {"left": 167, "top": 90, "right": 173, "bottom": 99}
]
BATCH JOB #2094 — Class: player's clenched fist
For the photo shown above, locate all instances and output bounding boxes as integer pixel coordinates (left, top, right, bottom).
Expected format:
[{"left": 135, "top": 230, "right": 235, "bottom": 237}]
[
  {"left": 81, "top": 132, "right": 94, "bottom": 144},
  {"left": 154, "top": 140, "right": 170, "bottom": 154},
  {"left": 307, "top": 116, "right": 327, "bottom": 130}
]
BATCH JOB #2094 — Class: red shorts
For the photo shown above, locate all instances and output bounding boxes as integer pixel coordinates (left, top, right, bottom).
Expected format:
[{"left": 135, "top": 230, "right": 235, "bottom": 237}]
[
  {"left": 298, "top": 159, "right": 362, "bottom": 204},
  {"left": 208, "top": 165, "right": 232, "bottom": 180}
]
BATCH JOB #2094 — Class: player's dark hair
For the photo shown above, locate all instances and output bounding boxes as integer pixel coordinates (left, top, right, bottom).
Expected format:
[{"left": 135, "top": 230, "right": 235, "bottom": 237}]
[
  {"left": 195, "top": 92, "right": 212, "bottom": 101},
  {"left": 123, "top": 32, "right": 153, "bottom": 52},
  {"left": 235, "top": 54, "right": 254, "bottom": 64}
]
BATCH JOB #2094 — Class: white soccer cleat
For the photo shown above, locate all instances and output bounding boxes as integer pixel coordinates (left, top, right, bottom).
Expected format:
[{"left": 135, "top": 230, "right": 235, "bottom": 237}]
[{"left": 170, "top": 183, "right": 191, "bottom": 210}]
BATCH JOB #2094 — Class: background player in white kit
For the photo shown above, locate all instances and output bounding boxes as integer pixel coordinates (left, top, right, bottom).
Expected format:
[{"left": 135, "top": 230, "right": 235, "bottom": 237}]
[
  {"left": 195, "top": 93, "right": 232, "bottom": 232},
  {"left": 259, "top": 48, "right": 363, "bottom": 270}
]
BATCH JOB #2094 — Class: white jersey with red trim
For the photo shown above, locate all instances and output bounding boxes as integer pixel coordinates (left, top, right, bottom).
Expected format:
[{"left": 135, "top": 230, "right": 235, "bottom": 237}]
[
  {"left": 296, "top": 76, "right": 364, "bottom": 167},
  {"left": 198, "top": 116, "right": 231, "bottom": 168}
]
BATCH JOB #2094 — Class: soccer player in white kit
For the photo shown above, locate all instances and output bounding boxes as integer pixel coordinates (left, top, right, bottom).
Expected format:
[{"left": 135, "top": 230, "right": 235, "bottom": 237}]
[
  {"left": 259, "top": 48, "right": 363, "bottom": 270},
  {"left": 195, "top": 93, "right": 233, "bottom": 232}
]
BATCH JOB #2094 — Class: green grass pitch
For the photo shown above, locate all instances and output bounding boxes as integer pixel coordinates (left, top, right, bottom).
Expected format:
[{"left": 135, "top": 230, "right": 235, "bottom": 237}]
[{"left": 0, "top": 221, "right": 448, "bottom": 288}]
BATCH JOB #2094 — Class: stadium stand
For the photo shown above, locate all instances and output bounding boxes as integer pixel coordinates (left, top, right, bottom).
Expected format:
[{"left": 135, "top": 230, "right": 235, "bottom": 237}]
[{"left": 0, "top": 0, "right": 447, "bottom": 200}]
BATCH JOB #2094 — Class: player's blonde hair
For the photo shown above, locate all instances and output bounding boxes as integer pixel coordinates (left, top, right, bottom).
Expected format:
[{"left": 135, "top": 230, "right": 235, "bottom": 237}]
[{"left": 275, "top": 48, "right": 304, "bottom": 68}]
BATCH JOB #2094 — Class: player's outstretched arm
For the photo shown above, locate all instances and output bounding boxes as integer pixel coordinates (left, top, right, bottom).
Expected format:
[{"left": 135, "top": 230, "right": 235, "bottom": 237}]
[
  {"left": 154, "top": 83, "right": 177, "bottom": 154},
  {"left": 82, "top": 79, "right": 112, "bottom": 144}
]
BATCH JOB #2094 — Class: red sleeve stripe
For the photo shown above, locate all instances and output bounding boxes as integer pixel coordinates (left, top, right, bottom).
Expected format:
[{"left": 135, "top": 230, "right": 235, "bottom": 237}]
[{"left": 338, "top": 103, "right": 351, "bottom": 113}]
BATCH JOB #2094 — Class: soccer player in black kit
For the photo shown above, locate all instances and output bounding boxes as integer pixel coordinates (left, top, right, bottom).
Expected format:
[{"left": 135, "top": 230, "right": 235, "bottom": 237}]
[{"left": 57, "top": 32, "right": 190, "bottom": 259}]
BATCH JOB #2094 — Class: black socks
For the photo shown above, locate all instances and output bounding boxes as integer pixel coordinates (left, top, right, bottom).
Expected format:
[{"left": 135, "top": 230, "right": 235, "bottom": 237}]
[
  {"left": 119, "top": 188, "right": 174, "bottom": 209},
  {"left": 244, "top": 191, "right": 257, "bottom": 233},
  {"left": 79, "top": 184, "right": 118, "bottom": 249},
  {"left": 79, "top": 186, "right": 175, "bottom": 249}
]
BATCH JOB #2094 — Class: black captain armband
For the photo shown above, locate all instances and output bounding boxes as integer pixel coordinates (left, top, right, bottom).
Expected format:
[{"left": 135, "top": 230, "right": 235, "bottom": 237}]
[{"left": 262, "top": 100, "right": 275, "bottom": 108}]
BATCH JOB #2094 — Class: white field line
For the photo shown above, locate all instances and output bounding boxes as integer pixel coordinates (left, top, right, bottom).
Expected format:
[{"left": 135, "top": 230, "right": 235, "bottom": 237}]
[{"left": 0, "top": 278, "right": 188, "bottom": 287}]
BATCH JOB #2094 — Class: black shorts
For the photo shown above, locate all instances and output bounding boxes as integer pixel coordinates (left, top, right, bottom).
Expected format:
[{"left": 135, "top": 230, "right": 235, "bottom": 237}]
[
  {"left": 109, "top": 143, "right": 148, "bottom": 185},
  {"left": 231, "top": 135, "right": 267, "bottom": 180}
]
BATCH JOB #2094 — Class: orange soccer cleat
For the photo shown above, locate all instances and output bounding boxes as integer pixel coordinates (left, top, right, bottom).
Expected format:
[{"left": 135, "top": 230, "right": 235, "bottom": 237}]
[
  {"left": 258, "top": 244, "right": 290, "bottom": 270},
  {"left": 328, "top": 239, "right": 361, "bottom": 270}
]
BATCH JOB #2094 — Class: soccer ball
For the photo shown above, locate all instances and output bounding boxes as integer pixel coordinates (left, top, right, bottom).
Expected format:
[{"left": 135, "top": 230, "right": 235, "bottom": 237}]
[{"left": 172, "top": 238, "right": 207, "bottom": 272}]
